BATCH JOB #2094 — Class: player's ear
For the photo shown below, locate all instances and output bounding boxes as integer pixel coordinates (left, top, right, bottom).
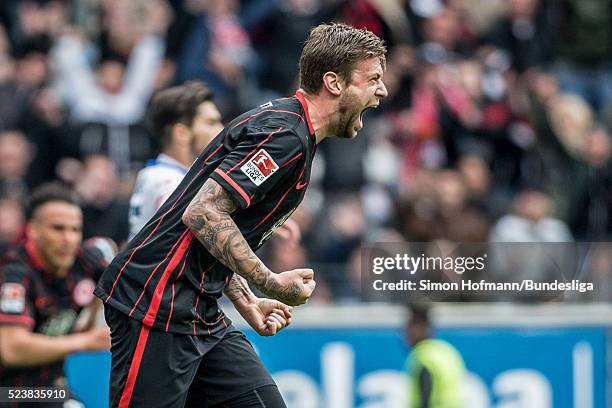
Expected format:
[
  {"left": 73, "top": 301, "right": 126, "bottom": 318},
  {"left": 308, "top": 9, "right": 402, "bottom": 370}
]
[
  {"left": 171, "top": 123, "right": 191, "bottom": 145},
  {"left": 322, "top": 71, "right": 343, "bottom": 96}
]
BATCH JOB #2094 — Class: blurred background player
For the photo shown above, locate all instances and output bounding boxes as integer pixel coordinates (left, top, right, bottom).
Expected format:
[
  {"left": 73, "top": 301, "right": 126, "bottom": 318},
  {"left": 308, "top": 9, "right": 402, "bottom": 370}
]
[
  {"left": 0, "top": 182, "right": 112, "bottom": 407},
  {"left": 128, "top": 81, "right": 223, "bottom": 240},
  {"left": 405, "top": 305, "right": 466, "bottom": 408}
]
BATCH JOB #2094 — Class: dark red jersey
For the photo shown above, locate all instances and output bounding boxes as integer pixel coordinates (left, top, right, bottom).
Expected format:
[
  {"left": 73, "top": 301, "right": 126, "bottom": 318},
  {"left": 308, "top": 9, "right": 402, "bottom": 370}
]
[{"left": 95, "top": 92, "right": 316, "bottom": 336}]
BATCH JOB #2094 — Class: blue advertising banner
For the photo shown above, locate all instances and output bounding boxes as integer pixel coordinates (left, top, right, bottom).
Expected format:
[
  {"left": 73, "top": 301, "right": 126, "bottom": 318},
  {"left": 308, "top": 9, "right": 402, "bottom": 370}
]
[{"left": 65, "top": 326, "right": 608, "bottom": 408}]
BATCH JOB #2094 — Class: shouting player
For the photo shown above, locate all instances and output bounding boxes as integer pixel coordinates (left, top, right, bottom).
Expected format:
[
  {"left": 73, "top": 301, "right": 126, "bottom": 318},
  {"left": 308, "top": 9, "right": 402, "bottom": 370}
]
[{"left": 95, "top": 23, "right": 387, "bottom": 407}]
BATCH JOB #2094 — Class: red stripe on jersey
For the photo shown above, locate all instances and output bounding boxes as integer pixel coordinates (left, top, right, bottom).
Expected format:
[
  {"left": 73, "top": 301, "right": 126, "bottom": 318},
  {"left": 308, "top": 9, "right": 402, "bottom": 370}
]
[
  {"left": 128, "top": 228, "right": 190, "bottom": 317},
  {"left": 118, "top": 324, "right": 151, "bottom": 408},
  {"left": 143, "top": 232, "right": 194, "bottom": 327},
  {"left": 165, "top": 258, "right": 187, "bottom": 332},
  {"left": 0, "top": 314, "right": 35, "bottom": 326},
  {"left": 227, "top": 127, "right": 283, "bottom": 174},
  {"left": 230, "top": 110, "right": 304, "bottom": 131},
  {"left": 252, "top": 167, "right": 305, "bottom": 230},
  {"left": 214, "top": 169, "right": 251, "bottom": 207},
  {"left": 295, "top": 91, "right": 315, "bottom": 136},
  {"left": 204, "top": 143, "right": 223, "bottom": 162},
  {"left": 281, "top": 152, "right": 303, "bottom": 168},
  {"left": 192, "top": 262, "right": 217, "bottom": 335},
  {"left": 105, "top": 153, "right": 216, "bottom": 302}
]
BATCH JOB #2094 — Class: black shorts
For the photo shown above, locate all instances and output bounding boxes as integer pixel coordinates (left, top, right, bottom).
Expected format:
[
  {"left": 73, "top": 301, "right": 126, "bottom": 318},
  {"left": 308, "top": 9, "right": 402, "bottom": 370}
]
[{"left": 104, "top": 305, "right": 282, "bottom": 408}]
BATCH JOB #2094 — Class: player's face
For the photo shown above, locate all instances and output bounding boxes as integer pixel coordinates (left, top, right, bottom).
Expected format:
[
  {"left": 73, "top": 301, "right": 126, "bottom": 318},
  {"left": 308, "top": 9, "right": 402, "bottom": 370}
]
[
  {"left": 28, "top": 201, "right": 83, "bottom": 275},
  {"left": 191, "top": 101, "right": 223, "bottom": 154},
  {"left": 335, "top": 57, "right": 388, "bottom": 139}
]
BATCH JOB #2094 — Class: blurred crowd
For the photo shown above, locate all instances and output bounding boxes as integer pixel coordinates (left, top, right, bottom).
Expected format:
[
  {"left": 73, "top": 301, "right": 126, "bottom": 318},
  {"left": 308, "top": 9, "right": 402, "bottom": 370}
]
[{"left": 0, "top": 0, "right": 611, "bottom": 303}]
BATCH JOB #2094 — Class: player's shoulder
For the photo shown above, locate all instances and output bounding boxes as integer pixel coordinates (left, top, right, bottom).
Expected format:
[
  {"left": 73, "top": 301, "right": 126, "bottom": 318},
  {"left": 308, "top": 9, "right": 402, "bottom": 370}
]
[
  {"left": 231, "top": 96, "right": 307, "bottom": 133},
  {"left": 81, "top": 237, "right": 116, "bottom": 268},
  {"left": 137, "top": 163, "right": 185, "bottom": 187},
  {"left": 0, "top": 246, "right": 33, "bottom": 279}
]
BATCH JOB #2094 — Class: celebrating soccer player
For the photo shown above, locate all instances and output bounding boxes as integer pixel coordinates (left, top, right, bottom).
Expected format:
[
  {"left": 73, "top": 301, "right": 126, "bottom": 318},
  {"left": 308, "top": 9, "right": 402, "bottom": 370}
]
[{"left": 95, "top": 23, "right": 388, "bottom": 407}]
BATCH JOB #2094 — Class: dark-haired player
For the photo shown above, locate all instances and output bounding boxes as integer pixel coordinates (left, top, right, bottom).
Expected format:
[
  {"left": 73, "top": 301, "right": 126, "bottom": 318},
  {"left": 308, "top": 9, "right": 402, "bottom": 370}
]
[
  {"left": 0, "top": 183, "right": 112, "bottom": 407},
  {"left": 95, "top": 23, "right": 388, "bottom": 407},
  {"left": 129, "top": 81, "right": 223, "bottom": 240}
]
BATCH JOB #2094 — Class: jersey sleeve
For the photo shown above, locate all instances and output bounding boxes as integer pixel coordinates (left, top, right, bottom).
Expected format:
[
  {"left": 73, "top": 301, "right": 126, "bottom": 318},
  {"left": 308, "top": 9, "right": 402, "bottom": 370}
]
[
  {"left": 0, "top": 263, "right": 35, "bottom": 328},
  {"left": 210, "top": 127, "right": 304, "bottom": 209}
]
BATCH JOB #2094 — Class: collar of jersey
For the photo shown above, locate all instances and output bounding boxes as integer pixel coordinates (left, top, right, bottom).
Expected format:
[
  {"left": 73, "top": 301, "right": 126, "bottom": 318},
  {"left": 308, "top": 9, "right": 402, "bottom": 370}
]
[
  {"left": 294, "top": 90, "right": 316, "bottom": 139},
  {"left": 25, "top": 239, "right": 46, "bottom": 271},
  {"left": 147, "top": 153, "right": 189, "bottom": 174}
]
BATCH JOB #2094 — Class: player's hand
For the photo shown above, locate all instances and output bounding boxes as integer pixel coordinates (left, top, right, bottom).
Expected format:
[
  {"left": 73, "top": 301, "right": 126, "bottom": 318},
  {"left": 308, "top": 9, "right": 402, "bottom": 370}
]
[
  {"left": 242, "top": 299, "right": 292, "bottom": 337},
  {"left": 79, "top": 327, "right": 111, "bottom": 352},
  {"left": 274, "top": 269, "right": 316, "bottom": 306}
]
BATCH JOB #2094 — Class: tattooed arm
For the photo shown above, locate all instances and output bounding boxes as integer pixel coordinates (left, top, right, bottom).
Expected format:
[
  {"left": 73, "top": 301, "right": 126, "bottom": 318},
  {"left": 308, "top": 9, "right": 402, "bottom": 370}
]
[
  {"left": 224, "top": 273, "right": 293, "bottom": 336},
  {"left": 182, "top": 178, "right": 315, "bottom": 306}
]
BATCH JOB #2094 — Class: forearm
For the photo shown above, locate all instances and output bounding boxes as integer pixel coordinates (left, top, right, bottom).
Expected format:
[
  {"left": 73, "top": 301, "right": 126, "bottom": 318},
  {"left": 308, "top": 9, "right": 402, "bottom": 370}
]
[
  {"left": 182, "top": 180, "right": 289, "bottom": 301},
  {"left": 224, "top": 274, "right": 258, "bottom": 311},
  {"left": 0, "top": 330, "right": 86, "bottom": 367}
]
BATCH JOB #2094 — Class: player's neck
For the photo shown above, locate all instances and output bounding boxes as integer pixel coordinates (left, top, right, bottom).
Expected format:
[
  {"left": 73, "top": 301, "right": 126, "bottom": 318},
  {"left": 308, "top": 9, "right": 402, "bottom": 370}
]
[
  {"left": 26, "top": 239, "right": 67, "bottom": 277},
  {"left": 297, "top": 89, "right": 337, "bottom": 144},
  {"left": 162, "top": 145, "right": 195, "bottom": 167}
]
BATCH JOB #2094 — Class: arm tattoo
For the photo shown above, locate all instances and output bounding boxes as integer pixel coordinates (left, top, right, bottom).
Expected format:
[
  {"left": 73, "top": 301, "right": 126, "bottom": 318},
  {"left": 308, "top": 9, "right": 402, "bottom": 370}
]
[
  {"left": 223, "top": 274, "right": 255, "bottom": 304},
  {"left": 183, "top": 179, "right": 299, "bottom": 304}
]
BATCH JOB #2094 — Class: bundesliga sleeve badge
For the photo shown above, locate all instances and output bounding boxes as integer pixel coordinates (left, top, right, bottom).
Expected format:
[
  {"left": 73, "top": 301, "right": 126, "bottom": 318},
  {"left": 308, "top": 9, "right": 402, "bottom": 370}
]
[
  {"left": 0, "top": 283, "right": 26, "bottom": 313},
  {"left": 241, "top": 149, "right": 279, "bottom": 186}
]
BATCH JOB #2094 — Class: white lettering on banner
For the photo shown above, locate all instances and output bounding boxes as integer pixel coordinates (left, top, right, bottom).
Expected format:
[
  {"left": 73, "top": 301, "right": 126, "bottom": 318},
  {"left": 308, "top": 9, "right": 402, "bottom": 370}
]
[
  {"left": 573, "top": 342, "right": 593, "bottom": 408},
  {"left": 273, "top": 343, "right": 558, "bottom": 408},
  {"left": 323, "top": 343, "right": 353, "bottom": 408},
  {"left": 494, "top": 370, "right": 552, "bottom": 408},
  {"left": 358, "top": 371, "right": 406, "bottom": 408},
  {"left": 274, "top": 371, "right": 319, "bottom": 408}
]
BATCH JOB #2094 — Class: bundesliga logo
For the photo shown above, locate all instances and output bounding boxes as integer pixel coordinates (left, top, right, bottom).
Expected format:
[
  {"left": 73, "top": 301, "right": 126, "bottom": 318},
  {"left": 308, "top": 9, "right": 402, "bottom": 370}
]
[{"left": 241, "top": 149, "right": 279, "bottom": 186}]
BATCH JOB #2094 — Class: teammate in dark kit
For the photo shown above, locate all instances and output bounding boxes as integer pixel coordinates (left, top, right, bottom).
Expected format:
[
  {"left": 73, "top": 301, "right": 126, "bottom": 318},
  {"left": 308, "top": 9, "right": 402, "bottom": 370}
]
[
  {"left": 95, "top": 22, "right": 388, "bottom": 407},
  {"left": 0, "top": 183, "right": 112, "bottom": 407}
]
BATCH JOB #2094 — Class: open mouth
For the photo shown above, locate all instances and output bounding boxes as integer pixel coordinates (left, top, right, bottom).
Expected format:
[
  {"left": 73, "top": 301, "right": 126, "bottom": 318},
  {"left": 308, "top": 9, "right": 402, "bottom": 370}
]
[{"left": 358, "top": 104, "right": 380, "bottom": 129}]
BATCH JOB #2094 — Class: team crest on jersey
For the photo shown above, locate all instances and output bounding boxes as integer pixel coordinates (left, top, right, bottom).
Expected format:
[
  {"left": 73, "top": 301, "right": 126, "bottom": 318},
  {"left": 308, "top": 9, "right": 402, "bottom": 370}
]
[
  {"left": 241, "top": 149, "right": 279, "bottom": 186},
  {"left": 0, "top": 283, "right": 26, "bottom": 313}
]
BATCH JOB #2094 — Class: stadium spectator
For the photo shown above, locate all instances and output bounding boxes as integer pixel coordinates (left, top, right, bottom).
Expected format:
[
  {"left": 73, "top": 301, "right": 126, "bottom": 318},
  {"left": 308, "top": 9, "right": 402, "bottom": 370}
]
[
  {"left": 483, "top": 0, "right": 553, "bottom": 72},
  {"left": 0, "top": 197, "right": 24, "bottom": 251},
  {"left": 490, "top": 189, "right": 572, "bottom": 242},
  {"left": 552, "top": 0, "right": 612, "bottom": 112},
  {"left": 51, "top": 3, "right": 168, "bottom": 175},
  {"left": 175, "top": 0, "right": 257, "bottom": 117},
  {"left": 0, "top": 182, "right": 111, "bottom": 405},
  {"left": 0, "top": 130, "right": 34, "bottom": 202},
  {"left": 73, "top": 155, "right": 129, "bottom": 245}
]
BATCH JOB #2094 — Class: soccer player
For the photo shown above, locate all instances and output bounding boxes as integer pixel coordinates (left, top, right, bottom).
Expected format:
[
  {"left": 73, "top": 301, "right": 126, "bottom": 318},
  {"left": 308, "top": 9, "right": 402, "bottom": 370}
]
[
  {"left": 129, "top": 81, "right": 223, "bottom": 240},
  {"left": 0, "top": 183, "right": 112, "bottom": 406},
  {"left": 95, "top": 22, "right": 388, "bottom": 407}
]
